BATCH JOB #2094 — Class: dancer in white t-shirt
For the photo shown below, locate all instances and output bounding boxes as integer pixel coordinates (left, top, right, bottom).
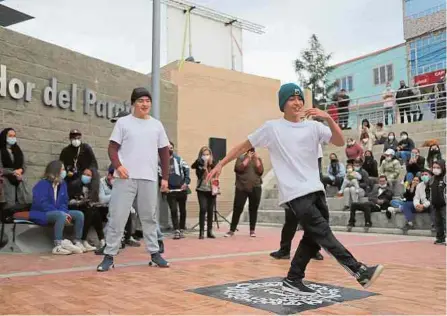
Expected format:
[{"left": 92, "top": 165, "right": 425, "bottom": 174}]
[{"left": 207, "top": 83, "right": 384, "bottom": 294}]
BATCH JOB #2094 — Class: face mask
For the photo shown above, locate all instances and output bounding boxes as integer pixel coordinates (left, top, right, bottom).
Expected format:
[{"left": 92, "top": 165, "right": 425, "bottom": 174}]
[
  {"left": 388, "top": 136, "right": 394, "bottom": 140},
  {"left": 379, "top": 184, "right": 387, "bottom": 188},
  {"left": 354, "top": 167, "right": 361, "bottom": 171},
  {"left": 386, "top": 156, "right": 392, "bottom": 161},
  {"left": 362, "top": 138, "right": 369, "bottom": 143},
  {"left": 6, "top": 137, "right": 16, "bottom": 146},
  {"left": 433, "top": 168, "right": 442, "bottom": 176},
  {"left": 421, "top": 175, "right": 430, "bottom": 183},
  {"left": 330, "top": 158, "right": 337, "bottom": 163},
  {"left": 431, "top": 147, "right": 439, "bottom": 152},
  {"left": 71, "top": 139, "right": 81, "bottom": 147},
  {"left": 81, "top": 175, "right": 92, "bottom": 184},
  {"left": 60, "top": 170, "right": 67, "bottom": 180},
  {"left": 401, "top": 135, "right": 408, "bottom": 140},
  {"left": 202, "top": 155, "right": 210, "bottom": 162},
  {"left": 365, "top": 156, "right": 372, "bottom": 160},
  {"left": 347, "top": 142, "right": 353, "bottom": 147},
  {"left": 347, "top": 168, "right": 353, "bottom": 173},
  {"left": 411, "top": 153, "right": 417, "bottom": 159},
  {"left": 169, "top": 150, "right": 174, "bottom": 156}
]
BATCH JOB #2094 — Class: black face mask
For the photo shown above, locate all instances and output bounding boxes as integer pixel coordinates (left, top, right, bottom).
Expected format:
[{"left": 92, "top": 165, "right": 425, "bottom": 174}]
[
  {"left": 169, "top": 150, "right": 174, "bottom": 155},
  {"left": 431, "top": 148, "right": 439, "bottom": 152},
  {"left": 365, "top": 156, "right": 372, "bottom": 161},
  {"left": 330, "top": 159, "right": 338, "bottom": 163}
]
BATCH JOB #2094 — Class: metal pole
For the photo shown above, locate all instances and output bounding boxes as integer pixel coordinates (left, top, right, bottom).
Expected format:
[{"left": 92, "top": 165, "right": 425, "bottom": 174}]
[
  {"left": 151, "top": 0, "right": 161, "bottom": 119},
  {"left": 188, "top": 8, "right": 192, "bottom": 57}
]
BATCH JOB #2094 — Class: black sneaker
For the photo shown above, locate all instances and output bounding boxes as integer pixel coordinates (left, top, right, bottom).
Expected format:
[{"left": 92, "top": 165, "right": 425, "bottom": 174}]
[
  {"left": 282, "top": 278, "right": 315, "bottom": 295},
  {"left": 347, "top": 223, "right": 355, "bottom": 232},
  {"left": 313, "top": 252, "right": 324, "bottom": 260},
  {"left": 97, "top": 255, "right": 114, "bottom": 272},
  {"left": 134, "top": 230, "right": 143, "bottom": 240},
  {"left": 95, "top": 245, "right": 105, "bottom": 255},
  {"left": 270, "top": 250, "right": 290, "bottom": 260},
  {"left": 149, "top": 253, "right": 170, "bottom": 268},
  {"left": 365, "top": 222, "right": 372, "bottom": 228},
  {"left": 434, "top": 239, "right": 446, "bottom": 245},
  {"left": 356, "top": 264, "right": 384, "bottom": 288},
  {"left": 158, "top": 240, "right": 165, "bottom": 254}
]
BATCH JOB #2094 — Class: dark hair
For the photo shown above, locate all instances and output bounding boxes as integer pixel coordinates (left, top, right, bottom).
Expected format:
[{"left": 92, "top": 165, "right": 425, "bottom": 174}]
[
  {"left": 388, "top": 132, "right": 395, "bottom": 137},
  {"left": 361, "top": 119, "right": 370, "bottom": 129},
  {"left": 329, "top": 152, "right": 338, "bottom": 159},
  {"left": 0, "top": 128, "right": 24, "bottom": 171},
  {"left": 353, "top": 158, "right": 363, "bottom": 165},
  {"left": 377, "top": 122, "right": 383, "bottom": 127},
  {"left": 379, "top": 175, "right": 388, "bottom": 181},
  {"left": 364, "top": 150, "right": 374, "bottom": 158},
  {"left": 169, "top": 141, "right": 175, "bottom": 147},
  {"left": 400, "top": 131, "right": 408, "bottom": 136},
  {"left": 83, "top": 168, "right": 100, "bottom": 203},
  {"left": 43, "top": 160, "right": 63, "bottom": 182}
]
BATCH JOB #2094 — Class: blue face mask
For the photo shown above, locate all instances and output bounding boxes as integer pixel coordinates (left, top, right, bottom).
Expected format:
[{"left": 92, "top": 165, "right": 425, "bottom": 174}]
[
  {"left": 6, "top": 137, "right": 16, "bottom": 145},
  {"left": 81, "top": 175, "right": 92, "bottom": 184},
  {"left": 60, "top": 170, "right": 67, "bottom": 180},
  {"left": 421, "top": 175, "right": 430, "bottom": 183},
  {"left": 354, "top": 167, "right": 361, "bottom": 171}
]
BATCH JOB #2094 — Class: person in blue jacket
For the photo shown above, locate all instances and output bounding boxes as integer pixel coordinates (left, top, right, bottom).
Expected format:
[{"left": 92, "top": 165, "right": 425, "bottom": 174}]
[{"left": 29, "top": 160, "right": 85, "bottom": 255}]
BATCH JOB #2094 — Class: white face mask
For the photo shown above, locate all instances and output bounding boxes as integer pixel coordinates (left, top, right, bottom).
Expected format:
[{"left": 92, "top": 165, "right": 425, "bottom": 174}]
[
  {"left": 401, "top": 135, "right": 408, "bottom": 140},
  {"left": 71, "top": 139, "right": 81, "bottom": 147},
  {"left": 362, "top": 138, "right": 369, "bottom": 143},
  {"left": 347, "top": 168, "right": 353, "bottom": 173},
  {"left": 201, "top": 155, "right": 210, "bottom": 162},
  {"left": 386, "top": 156, "right": 392, "bottom": 161},
  {"left": 388, "top": 136, "right": 394, "bottom": 140},
  {"left": 433, "top": 168, "right": 442, "bottom": 176},
  {"left": 379, "top": 184, "right": 387, "bottom": 188}
]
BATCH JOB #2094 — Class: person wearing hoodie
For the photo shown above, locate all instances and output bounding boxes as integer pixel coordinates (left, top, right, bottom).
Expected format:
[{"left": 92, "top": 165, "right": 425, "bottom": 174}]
[
  {"left": 396, "top": 132, "right": 415, "bottom": 164},
  {"left": 191, "top": 146, "right": 217, "bottom": 239},
  {"left": 322, "top": 153, "right": 345, "bottom": 190},
  {"left": 427, "top": 144, "right": 443, "bottom": 168},
  {"left": 379, "top": 149, "right": 401, "bottom": 194},
  {"left": 345, "top": 138, "right": 363, "bottom": 164},
  {"left": 362, "top": 150, "right": 378, "bottom": 178},
  {"left": 430, "top": 160, "right": 446, "bottom": 245}
]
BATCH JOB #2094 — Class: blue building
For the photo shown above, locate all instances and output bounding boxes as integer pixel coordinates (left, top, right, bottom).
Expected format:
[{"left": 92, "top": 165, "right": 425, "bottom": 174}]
[
  {"left": 403, "top": 0, "right": 446, "bottom": 86},
  {"left": 326, "top": 44, "right": 408, "bottom": 127}
]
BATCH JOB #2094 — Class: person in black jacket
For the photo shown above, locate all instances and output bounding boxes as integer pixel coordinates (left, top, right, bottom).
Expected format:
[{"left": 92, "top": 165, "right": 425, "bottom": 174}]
[
  {"left": 396, "top": 131, "right": 415, "bottom": 164},
  {"left": 430, "top": 160, "right": 446, "bottom": 245},
  {"left": 404, "top": 148, "right": 425, "bottom": 184},
  {"left": 337, "top": 89, "right": 351, "bottom": 130},
  {"left": 59, "top": 129, "right": 98, "bottom": 186},
  {"left": 363, "top": 150, "right": 378, "bottom": 178},
  {"left": 395, "top": 80, "right": 414, "bottom": 123},
  {"left": 427, "top": 144, "right": 443, "bottom": 168},
  {"left": 348, "top": 175, "right": 393, "bottom": 228},
  {"left": 191, "top": 146, "right": 217, "bottom": 239}
]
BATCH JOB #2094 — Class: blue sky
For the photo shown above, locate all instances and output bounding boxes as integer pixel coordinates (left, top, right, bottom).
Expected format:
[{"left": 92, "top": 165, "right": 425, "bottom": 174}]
[{"left": 5, "top": 0, "right": 404, "bottom": 83}]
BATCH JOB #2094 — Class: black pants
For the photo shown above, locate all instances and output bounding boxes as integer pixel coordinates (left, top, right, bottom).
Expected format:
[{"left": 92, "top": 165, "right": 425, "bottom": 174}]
[
  {"left": 230, "top": 187, "right": 262, "bottom": 232},
  {"left": 197, "top": 191, "right": 216, "bottom": 232},
  {"left": 322, "top": 176, "right": 343, "bottom": 190},
  {"left": 399, "top": 104, "right": 412, "bottom": 123},
  {"left": 124, "top": 214, "right": 133, "bottom": 240},
  {"left": 286, "top": 191, "right": 361, "bottom": 280},
  {"left": 434, "top": 205, "right": 446, "bottom": 241},
  {"left": 338, "top": 109, "right": 349, "bottom": 129},
  {"left": 349, "top": 202, "right": 380, "bottom": 225},
  {"left": 81, "top": 207, "right": 105, "bottom": 241},
  {"left": 167, "top": 191, "right": 187, "bottom": 230},
  {"left": 279, "top": 208, "right": 299, "bottom": 254}
]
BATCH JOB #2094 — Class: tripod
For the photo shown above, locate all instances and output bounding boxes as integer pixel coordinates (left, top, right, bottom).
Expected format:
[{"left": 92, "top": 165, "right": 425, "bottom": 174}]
[{"left": 190, "top": 199, "right": 235, "bottom": 231}]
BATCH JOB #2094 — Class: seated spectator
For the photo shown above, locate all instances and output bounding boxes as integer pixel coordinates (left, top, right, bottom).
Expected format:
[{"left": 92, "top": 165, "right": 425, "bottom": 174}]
[
  {"left": 0, "top": 128, "right": 32, "bottom": 209},
  {"left": 396, "top": 131, "right": 415, "bottom": 164},
  {"left": 389, "top": 176, "right": 420, "bottom": 230},
  {"left": 381, "top": 132, "right": 399, "bottom": 164},
  {"left": 430, "top": 160, "right": 446, "bottom": 245},
  {"left": 347, "top": 175, "right": 393, "bottom": 229},
  {"left": 345, "top": 138, "right": 363, "bottom": 164},
  {"left": 338, "top": 163, "right": 360, "bottom": 195},
  {"left": 372, "top": 122, "right": 387, "bottom": 145},
  {"left": 98, "top": 168, "right": 140, "bottom": 248},
  {"left": 59, "top": 129, "right": 98, "bottom": 186},
  {"left": 427, "top": 144, "right": 443, "bottom": 168},
  {"left": 414, "top": 169, "right": 434, "bottom": 228},
  {"left": 363, "top": 150, "right": 378, "bottom": 179},
  {"left": 404, "top": 148, "right": 425, "bottom": 184},
  {"left": 358, "top": 119, "right": 373, "bottom": 151},
  {"left": 341, "top": 158, "right": 370, "bottom": 210},
  {"left": 67, "top": 168, "right": 103, "bottom": 251},
  {"left": 379, "top": 149, "right": 401, "bottom": 193},
  {"left": 29, "top": 160, "right": 85, "bottom": 255},
  {"left": 322, "top": 153, "right": 345, "bottom": 190}
]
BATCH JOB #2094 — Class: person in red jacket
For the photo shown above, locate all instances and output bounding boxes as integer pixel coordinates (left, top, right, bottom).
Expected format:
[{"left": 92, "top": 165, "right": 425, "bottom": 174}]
[{"left": 345, "top": 138, "right": 363, "bottom": 164}]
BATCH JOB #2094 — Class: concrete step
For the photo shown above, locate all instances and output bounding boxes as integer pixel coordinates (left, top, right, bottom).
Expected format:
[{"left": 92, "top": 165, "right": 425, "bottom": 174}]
[{"left": 249, "top": 209, "right": 433, "bottom": 230}]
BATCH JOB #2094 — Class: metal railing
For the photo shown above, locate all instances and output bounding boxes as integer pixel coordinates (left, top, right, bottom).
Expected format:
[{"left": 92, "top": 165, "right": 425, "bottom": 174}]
[{"left": 321, "top": 82, "right": 446, "bottom": 130}]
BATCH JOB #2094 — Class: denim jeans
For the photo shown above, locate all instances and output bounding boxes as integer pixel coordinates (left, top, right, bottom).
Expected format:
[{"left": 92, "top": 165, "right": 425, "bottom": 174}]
[
  {"left": 397, "top": 151, "right": 411, "bottom": 163},
  {"left": 46, "top": 210, "right": 84, "bottom": 242}
]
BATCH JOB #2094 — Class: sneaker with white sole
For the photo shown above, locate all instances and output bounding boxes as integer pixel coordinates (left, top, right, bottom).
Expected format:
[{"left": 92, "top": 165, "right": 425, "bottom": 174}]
[
  {"left": 61, "top": 239, "right": 83, "bottom": 254},
  {"left": 356, "top": 264, "right": 384, "bottom": 288},
  {"left": 74, "top": 241, "right": 86, "bottom": 252},
  {"left": 82, "top": 240, "right": 97, "bottom": 252},
  {"left": 282, "top": 278, "right": 315, "bottom": 295},
  {"left": 52, "top": 245, "right": 72, "bottom": 255},
  {"left": 224, "top": 231, "right": 234, "bottom": 237}
]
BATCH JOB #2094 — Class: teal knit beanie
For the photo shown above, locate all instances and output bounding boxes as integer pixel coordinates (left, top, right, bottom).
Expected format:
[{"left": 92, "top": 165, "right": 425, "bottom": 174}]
[{"left": 278, "top": 83, "right": 304, "bottom": 112}]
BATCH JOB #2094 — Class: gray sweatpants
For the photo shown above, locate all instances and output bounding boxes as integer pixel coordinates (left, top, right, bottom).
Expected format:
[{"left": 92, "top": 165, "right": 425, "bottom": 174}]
[{"left": 104, "top": 178, "right": 159, "bottom": 256}]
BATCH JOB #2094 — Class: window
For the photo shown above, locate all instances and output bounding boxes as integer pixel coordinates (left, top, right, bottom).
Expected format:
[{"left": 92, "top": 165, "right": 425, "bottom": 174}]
[
  {"left": 373, "top": 64, "right": 394, "bottom": 85},
  {"left": 335, "top": 75, "right": 354, "bottom": 92}
]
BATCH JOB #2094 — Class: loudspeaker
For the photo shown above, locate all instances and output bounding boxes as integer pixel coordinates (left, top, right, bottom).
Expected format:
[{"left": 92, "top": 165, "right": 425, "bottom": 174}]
[{"left": 209, "top": 137, "right": 226, "bottom": 162}]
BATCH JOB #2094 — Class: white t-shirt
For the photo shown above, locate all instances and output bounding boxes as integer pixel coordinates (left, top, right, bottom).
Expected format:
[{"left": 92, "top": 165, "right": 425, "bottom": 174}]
[
  {"left": 318, "top": 144, "right": 323, "bottom": 159},
  {"left": 248, "top": 118, "right": 332, "bottom": 206},
  {"left": 110, "top": 115, "right": 169, "bottom": 181}
]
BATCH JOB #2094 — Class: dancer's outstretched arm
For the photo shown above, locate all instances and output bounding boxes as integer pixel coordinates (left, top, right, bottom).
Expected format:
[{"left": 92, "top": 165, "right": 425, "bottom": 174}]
[{"left": 305, "top": 108, "right": 345, "bottom": 147}]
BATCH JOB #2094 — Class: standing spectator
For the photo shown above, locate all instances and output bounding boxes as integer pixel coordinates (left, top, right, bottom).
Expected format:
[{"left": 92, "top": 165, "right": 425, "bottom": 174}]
[
  {"left": 164, "top": 141, "right": 190, "bottom": 240},
  {"left": 191, "top": 146, "right": 217, "bottom": 239},
  {"left": 363, "top": 150, "right": 378, "bottom": 178},
  {"left": 382, "top": 82, "right": 395, "bottom": 125},
  {"left": 358, "top": 119, "right": 373, "bottom": 151},
  {"left": 396, "top": 132, "right": 415, "bottom": 164},
  {"left": 348, "top": 175, "right": 393, "bottom": 228},
  {"left": 337, "top": 89, "right": 351, "bottom": 130},
  {"left": 59, "top": 129, "right": 98, "bottom": 186},
  {"left": 404, "top": 148, "right": 425, "bottom": 184},
  {"left": 322, "top": 153, "right": 345, "bottom": 190},
  {"left": 395, "top": 80, "right": 414, "bottom": 123},
  {"left": 372, "top": 122, "right": 387, "bottom": 145},
  {"left": 225, "top": 148, "right": 263, "bottom": 238},
  {"left": 341, "top": 158, "right": 369, "bottom": 210},
  {"left": 0, "top": 128, "right": 32, "bottom": 209},
  {"left": 427, "top": 144, "right": 443, "bottom": 168},
  {"left": 97, "top": 87, "right": 171, "bottom": 272},
  {"left": 430, "top": 160, "right": 446, "bottom": 245},
  {"left": 379, "top": 149, "right": 401, "bottom": 194},
  {"left": 29, "top": 160, "right": 85, "bottom": 255},
  {"left": 411, "top": 83, "right": 423, "bottom": 122},
  {"left": 435, "top": 80, "right": 446, "bottom": 119},
  {"left": 345, "top": 138, "right": 363, "bottom": 164}
]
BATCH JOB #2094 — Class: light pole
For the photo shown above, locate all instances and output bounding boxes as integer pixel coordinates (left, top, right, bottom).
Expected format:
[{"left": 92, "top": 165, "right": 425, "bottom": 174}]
[{"left": 151, "top": 0, "right": 161, "bottom": 119}]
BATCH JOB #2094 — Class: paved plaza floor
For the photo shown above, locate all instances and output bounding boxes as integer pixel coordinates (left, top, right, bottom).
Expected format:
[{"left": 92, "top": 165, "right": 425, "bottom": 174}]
[{"left": 0, "top": 225, "right": 445, "bottom": 315}]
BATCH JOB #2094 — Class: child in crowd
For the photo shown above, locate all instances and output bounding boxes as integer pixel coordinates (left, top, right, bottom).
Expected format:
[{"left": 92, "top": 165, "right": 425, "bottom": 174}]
[{"left": 338, "top": 164, "right": 360, "bottom": 195}]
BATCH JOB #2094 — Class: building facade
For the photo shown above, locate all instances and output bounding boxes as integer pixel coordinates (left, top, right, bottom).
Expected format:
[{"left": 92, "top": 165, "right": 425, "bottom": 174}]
[{"left": 403, "top": 0, "right": 446, "bottom": 86}]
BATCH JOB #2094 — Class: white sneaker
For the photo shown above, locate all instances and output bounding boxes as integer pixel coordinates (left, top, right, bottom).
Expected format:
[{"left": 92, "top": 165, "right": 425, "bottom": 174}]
[
  {"left": 74, "top": 241, "right": 86, "bottom": 252},
  {"left": 82, "top": 240, "right": 96, "bottom": 252},
  {"left": 52, "top": 245, "right": 72, "bottom": 255},
  {"left": 99, "top": 239, "right": 106, "bottom": 248},
  {"left": 61, "top": 239, "right": 83, "bottom": 254}
]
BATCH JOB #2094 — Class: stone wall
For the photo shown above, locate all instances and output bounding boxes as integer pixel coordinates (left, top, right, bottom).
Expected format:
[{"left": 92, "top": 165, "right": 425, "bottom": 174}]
[
  {"left": 0, "top": 26, "right": 178, "bottom": 185},
  {"left": 403, "top": 10, "right": 446, "bottom": 40}
]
